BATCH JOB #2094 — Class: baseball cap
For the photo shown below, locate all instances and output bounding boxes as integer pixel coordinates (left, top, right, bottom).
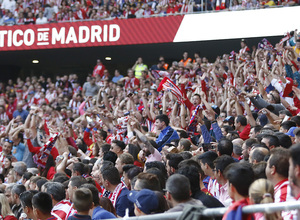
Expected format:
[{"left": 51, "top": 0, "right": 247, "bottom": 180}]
[
  {"left": 293, "top": 127, "right": 300, "bottom": 136},
  {"left": 211, "top": 105, "right": 220, "bottom": 116},
  {"left": 127, "top": 189, "right": 159, "bottom": 214},
  {"left": 287, "top": 126, "right": 297, "bottom": 137},
  {"left": 224, "top": 116, "right": 234, "bottom": 124}
]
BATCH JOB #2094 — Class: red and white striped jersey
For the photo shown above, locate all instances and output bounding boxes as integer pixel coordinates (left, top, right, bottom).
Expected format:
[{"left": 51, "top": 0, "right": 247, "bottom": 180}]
[
  {"left": 207, "top": 178, "right": 220, "bottom": 200},
  {"left": 239, "top": 46, "right": 250, "bottom": 56},
  {"left": 0, "top": 112, "right": 9, "bottom": 121},
  {"left": 51, "top": 200, "right": 76, "bottom": 220},
  {"left": 46, "top": 90, "right": 57, "bottom": 103},
  {"left": 274, "top": 179, "right": 294, "bottom": 203},
  {"left": 68, "top": 100, "right": 81, "bottom": 114},
  {"left": 274, "top": 179, "right": 295, "bottom": 220}
]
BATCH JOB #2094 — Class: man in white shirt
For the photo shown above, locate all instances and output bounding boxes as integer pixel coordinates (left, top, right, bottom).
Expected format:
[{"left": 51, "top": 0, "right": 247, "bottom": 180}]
[
  {"left": 1, "top": 0, "right": 16, "bottom": 13},
  {"left": 213, "top": 155, "right": 235, "bottom": 207},
  {"left": 36, "top": 11, "right": 48, "bottom": 24}
]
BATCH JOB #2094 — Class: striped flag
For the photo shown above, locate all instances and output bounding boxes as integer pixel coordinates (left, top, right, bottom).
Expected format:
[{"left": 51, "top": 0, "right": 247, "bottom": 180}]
[
  {"left": 33, "top": 133, "right": 59, "bottom": 168},
  {"left": 157, "top": 77, "right": 186, "bottom": 104},
  {"left": 258, "top": 38, "right": 274, "bottom": 51},
  {"left": 279, "top": 32, "right": 291, "bottom": 46},
  {"left": 151, "top": 70, "right": 170, "bottom": 79}
]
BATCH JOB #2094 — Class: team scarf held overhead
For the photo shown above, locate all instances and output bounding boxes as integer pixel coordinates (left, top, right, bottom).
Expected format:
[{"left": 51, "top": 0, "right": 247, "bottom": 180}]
[
  {"left": 187, "top": 104, "right": 203, "bottom": 133},
  {"left": 33, "top": 132, "right": 60, "bottom": 168},
  {"left": 279, "top": 32, "right": 291, "bottom": 46},
  {"left": 151, "top": 70, "right": 170, "bottom": 79},
  {"left": 258, "top": 38, "right": 274, "bottom": 51},
  {"left": 157, "top": 77, "right": 186, "bottom": 104}
]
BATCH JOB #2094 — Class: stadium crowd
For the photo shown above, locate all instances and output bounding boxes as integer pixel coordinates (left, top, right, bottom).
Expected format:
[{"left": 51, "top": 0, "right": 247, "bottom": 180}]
[
  {"left": 0, "top": 30, "right": 300, "bottom": 220},
  {"left": 0, "top": 0, "right": 299, "bottom": 26}
]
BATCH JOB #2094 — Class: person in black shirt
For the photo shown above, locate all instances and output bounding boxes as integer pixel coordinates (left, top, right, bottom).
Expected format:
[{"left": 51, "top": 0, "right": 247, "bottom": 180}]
[{"left": 177, "top": 161, "right": 224, "bottom": 212}]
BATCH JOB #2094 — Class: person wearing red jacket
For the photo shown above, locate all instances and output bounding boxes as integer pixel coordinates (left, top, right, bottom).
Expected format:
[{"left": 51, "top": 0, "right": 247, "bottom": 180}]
[
  {"left": 92, "top": 59, "right": 106, "bottom": 78},
  {"left": 26, "top": 138, "right": 59, "bottom": 160},
  {"left": 74, "top": 4, "right": 87, "bottom": 20}
]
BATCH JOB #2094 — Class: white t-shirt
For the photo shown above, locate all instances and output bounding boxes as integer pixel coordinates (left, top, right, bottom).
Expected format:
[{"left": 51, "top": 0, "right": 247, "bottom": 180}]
[{"left": 36, "top": 17, "right": 48, "bottom": 25}]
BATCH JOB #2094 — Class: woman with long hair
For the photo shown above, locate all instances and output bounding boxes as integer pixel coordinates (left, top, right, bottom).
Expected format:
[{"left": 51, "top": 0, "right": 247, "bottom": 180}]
[
  {"left": 41, "top": 154, "right": 56, "bottom": 180},
  {"left": 2, "top": 156, "right": 13, "bottom": 177},
  {"left": 249, "top": 179, "right": 282, "bottom": 220},
  {"left": 0, "top": 194, "right": 17, "bottom": 220},
  {"left": 6, "top": 169, "right": 17, "bottom": 184}
]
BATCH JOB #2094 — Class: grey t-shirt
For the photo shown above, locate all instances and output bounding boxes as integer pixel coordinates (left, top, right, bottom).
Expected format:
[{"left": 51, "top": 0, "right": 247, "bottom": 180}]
[
  {"left": 22, "top": 138, "right": 38, "bottom": 168},
  {"left": 166, "top": 198, "right": 204, "bottom": 213},
  {"left": 83, "top": 82, "right": 99, "bottom": 97}
]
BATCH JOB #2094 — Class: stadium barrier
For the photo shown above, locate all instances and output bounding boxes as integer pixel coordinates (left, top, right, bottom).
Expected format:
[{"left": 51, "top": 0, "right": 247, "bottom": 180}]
[{"left": 111, "top": 201, "right": 300, "bottom": 220}]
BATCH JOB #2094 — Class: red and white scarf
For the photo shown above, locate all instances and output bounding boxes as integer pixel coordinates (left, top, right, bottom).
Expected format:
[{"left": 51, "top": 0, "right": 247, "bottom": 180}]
[
  {"left": 32, "top": 133, "right": 59, "bottom": 168},
  {"left": 109, "top": 182, "right": 125, "bottom": 207}
]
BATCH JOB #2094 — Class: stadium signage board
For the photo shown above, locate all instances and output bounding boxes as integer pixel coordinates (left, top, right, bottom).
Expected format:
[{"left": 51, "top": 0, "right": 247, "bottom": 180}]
[{"left": 0, "top": 16, "right": 183, "bottom": 51}]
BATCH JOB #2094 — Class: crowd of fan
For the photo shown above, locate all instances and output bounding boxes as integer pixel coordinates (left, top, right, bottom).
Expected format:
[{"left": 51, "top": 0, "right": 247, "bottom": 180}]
[
  {"left": 1, "top": 30, "right": 300, "bottom": 220},
  {"left": 0, "top": 0, "right": 299, "bottom": 26}
]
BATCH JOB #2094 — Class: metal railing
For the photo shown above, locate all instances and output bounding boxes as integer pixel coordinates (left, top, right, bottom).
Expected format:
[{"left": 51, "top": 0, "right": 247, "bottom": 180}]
[{"left": 115, "top": 201, "right": 300, "bottom": 220}]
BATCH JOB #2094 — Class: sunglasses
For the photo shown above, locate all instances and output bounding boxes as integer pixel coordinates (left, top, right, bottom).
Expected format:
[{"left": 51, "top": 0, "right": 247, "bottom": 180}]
[{"left": 4, "top": 139, "right": 13, "bottom": 144}]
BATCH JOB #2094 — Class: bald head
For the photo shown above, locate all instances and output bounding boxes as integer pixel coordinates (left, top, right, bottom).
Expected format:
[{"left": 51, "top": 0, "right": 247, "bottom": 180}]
[{"left": 249, "top": 147, "right": 269, "bottom": 164}]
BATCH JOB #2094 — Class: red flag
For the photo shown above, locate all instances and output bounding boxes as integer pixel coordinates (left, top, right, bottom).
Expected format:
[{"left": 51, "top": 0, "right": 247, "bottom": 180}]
[{"left": 157, "top": 77, "right": 186, "bottom": 104}]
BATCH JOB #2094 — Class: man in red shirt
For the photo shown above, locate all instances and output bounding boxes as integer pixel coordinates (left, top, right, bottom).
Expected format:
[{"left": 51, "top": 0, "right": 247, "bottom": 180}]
[
  {"left": 92, "top": 59, "right": 106, "bottom": 78},
  {"left": 266, "top": 147, "right": 294, "bottom": 219},
  {"left": 74, "top": 3, "right": 87, "bottom": 20},
  {"left": 166, "top": 1, "right": 179, "bottom": 14},
  {"left": 120, "top": 69, "right": 139, "bottom": 91},
  {"left": 234, "top": 115, "right": 251, "bottom": 140}
]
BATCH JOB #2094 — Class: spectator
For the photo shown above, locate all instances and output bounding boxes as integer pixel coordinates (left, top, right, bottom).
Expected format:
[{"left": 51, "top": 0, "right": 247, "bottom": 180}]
[
  {"left": 127, "top": 189, "right": 159, "bottom": 216},
  {"left": 165, "top": 153, "right": 183, "bottom": 176},
  {"left": 132, "top": 57, "right": 148, "bottom": 79},
  {"left": 110, "top": 140, "right": 126, "bottom": 157},
  {"left": 0, "top": 194, "right": 16, "bottom": 220},
  {"left": 82, "top": 77, "right": 99, "bottom": 97},
  {"left": 4, "top": 12, "right": 16, "bottom": 26},
  {"left": 261, "top": 134, "right": 280, "bottom": 150},
  {"left": 213, "top": 155, "right": 235, "bottom": 206},
  {"left": 177, "top": 165, "right": 224, "bottom": 209},
  {"left": 80, "top": 183, "right": 116, "bottom": 219},
  {"left": 67, "top": 188, "right": 93, "bottom": 220},
  {"left": 12, "top": 132, "right": 25, "bottom": 162},
  {"left": 36, "top": 11, "right": 48, "bottom": 24},
  {"left": 92, "top": 59, "right": 106, "bottom": 78},
  {"left": 12, "top": 102, "right": 29, "bottom": 122},
  {"left": 43, "top": 182, "right": 74, "bottom": 220},
  {"left": 133, "top": 172, "right": 161, "bottom": 191},
  {"left": 100, "top": 166, "right": 134, "bottom": 217},
  {"left": 11, "top": 184, "right": 26, "bottom": 219},
  {"left": 0, "top": 139, "right": 16, "bottom": 173},
  {"left": 115, "top": 153, "right": 134, "bottom": 175},
  {"left": 223, "top": 163, "right": 254, "bottom": 219},
  {"left": 249, "top": 179, "right": 281, "bottom": 220},
  {"left": 32, "top": 192, "right": 54, "bottom": 220},
  {"left": 13, "top": 161, "right": 27, "bottom": 184},
  {"left": 1, "top": 0, "right": 16, "bottom": 13},
  {"left": 249, "top": 147, "right": 269, "bottom": 164},
  {"left": 165, "top": 174, "right": 203, "bottom": 212},
  {"left": 266, "top": 147, "right": 295, "bottom": 219},
  {"left": 24, "top": 12, "right": 36, "bottom": 24},
  {"left": 155, "top": 114, "right": 179, "bottom": 151},
  {"left": 20, "top": 190, "right": 38, "bottom": 220},
  {"left": 111, "top": 70, "right": 124, "bottom": 83}
]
